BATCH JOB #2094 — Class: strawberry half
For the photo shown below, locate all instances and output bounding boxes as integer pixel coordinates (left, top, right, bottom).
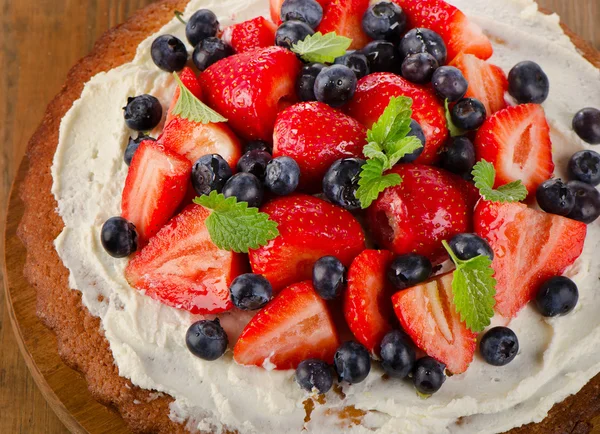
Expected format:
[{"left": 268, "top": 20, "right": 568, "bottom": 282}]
[
  {"left": 273, "top": 102, "right": 367, "bottom": 191},
  {"left": 474, "top": 104, "right": 554, "bottom": 196},
  {"left": 318, "top": 0, "right": 371, "bottom": 50},
  {"left": 166, "top": 67, "right": 203, "bottom": 124},
  {"left": 392, "top": 272, "right": 476, "bottom": 374},
  {"left": 345, "top": 73, "right": 447, "bottom": 164},
  {"left": 474, "top": 200, "right": 587, "bottom": 318},
  {"left": 121, "top": 141, "right": 191, "bottom": 244},
  {"left": 233, "top": 281, "right": 340, "bottom": 370},
  {"left": 125, "top": 204, "right": 246, "bottom": 314},
  {"left": 221, "top": 17, "right": 277, "bottom": 54},
  {"left": 249, "top": 194, "right": 366, "bottom": 292},
  {"left": 270, "top": 0, "right": 331, "bottom": 24}
]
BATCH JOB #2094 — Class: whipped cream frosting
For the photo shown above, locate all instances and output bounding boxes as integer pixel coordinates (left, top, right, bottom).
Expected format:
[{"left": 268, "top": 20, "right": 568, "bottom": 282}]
[{"left": 51, "top": 0, "right": 600, "bottom": 432}]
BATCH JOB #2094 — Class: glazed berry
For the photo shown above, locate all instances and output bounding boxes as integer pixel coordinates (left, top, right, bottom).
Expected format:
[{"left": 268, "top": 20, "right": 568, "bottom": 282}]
[
  {"left": 448, "top": 233, "right": 494, "bottom": 261},
  {"left": 387, "top": 253, "right": 432, "bottom": 290},
  {"left": 432, "top": 66, "right": 468, "bottom": 102},
  {"left": 451, "top": 98, "right": 487, "bottom": 131},
  {"left": 186, "top": 319, "right": 228, "bottom": 361},
  {"left": 229, "top": 273, "right": 273, "bottom": 310},
  {"left": 400, "top": 120, "right": 425, "bottom": 163},
  {"left": 380, "top": 330, "right": 416, "bottom": 379},
  {"left": 185, "top": 9, "right": 219, "bottom": 46},
  {"left": 101, "top": 217, "right": 138, "bottom": 258},
  {"left": 275, "top": 20, "right": 314, "bottom": 50},
  {"left": 264, "top": 156, "right": 301, "bottom": 196},
  {"left": 322, "top": 158, "right": 365, "bottom": 210},
  {"left": 334, "top": 51, "right": 370, "bottom": 80},
  {"left": 480, "top": 327, "right": 519, "bottom": 366},
  {"left": 295, "top": 359, "right": 333, "bottom": 394},
  {"left": 412, "top": 357, "right": 445, "bottom": 395},
  {"left": 567, "top": 180, "right": 600, "bottom": 223},
  {"left": 237, "top": 149, "right": 272, "bottom": 180},
  {"left": 334, "top": 341, "right": 371, "bottom": 384},
  {"left": 222, "top": 172, "right": 264, "bottom": 208},
  {"left": 536, "top": 178, "right": 575, "bottom": 216},
  {"left": 401, "top": 52, "right": 438, "bottom": 84},
  {"left": 151, "top": 34, "right": 188, "bottom": 72},
  {"left": 297, "top": 63, "right": 326, "bottom": 101},
  {"left": 361, "top": 1, "right": 407, "bottom": 42},
  {"left": 192, "top": 37, "right": 234, "bottom": 71},
  {"left": 439, "top": 136, "right": 476, "bottom": 176},
  {"left": 314, "top": 65, "right": 357, "bottom": 108},
  {"left": 568, "top": 150, "right": 600, "bottom": 186},
  {"left": 124, "top": 133, "right": 155, "bottom": 166},
  {"left": 123, "top": 95, "right": 162, "bottom": 131},
  {"left": 398, "top": 28, "right": 447, "bottom": 67},
  {"left": 535, "top": 276, "right": 579, "bottom": 317},
  {"left": 508, "top": 61, "right": 549, "bottom": 104},
  {"left": 281, "top": 0, "right": 323, "bottom": 29},
  {"left": 312, "top": 256, "right": 346, "bottom": 300},
  {"left": 573, "top": 108, "right": 600, "bottom": 145},
  {"left": 361, "top": 40, "right": 398, "bottom": 73},
  {"left": 245, "top": 140, "right": 271, "bottom": 154},
  {"left": 191, "top": 154, "right": 232, "bottom": 196}
]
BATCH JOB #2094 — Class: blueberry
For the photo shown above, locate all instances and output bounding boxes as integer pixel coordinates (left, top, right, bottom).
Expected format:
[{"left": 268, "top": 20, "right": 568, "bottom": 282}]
[
  {"left": 400, "top": 120, "right": 425, "bottom": 163},
  {"left": 412, "top": 357, "right": 445, "bottom": 395},
  {"left": 573, "top": 108, "right": 600, "bottom": 145},
  {"left": 123, "top": 95, "right": 163, "bottom": 131},
  {"left": 387, "top": 253, "right": 432, "bottom": 290},
  {"left": 508, "top": 61, "right": 549, "bottom": 104},
  {"left": 186, "top": 9, "right": 219, "bottom": 46},
  {"left": 314, "top": 65, "right": 357, "bottom": 108},
  {"left": 432, "top": 66, "right": 468, "bottom": 102},
  {"left": 297, "top": 63, "right": 326, "bottom": 101},
  {"left": 281, "top": 0, "right": 323, "bottom": 29},
  {"left": 448, "top": 233, "right": 494, "bottom": 261},
  {"left": 265, "top": 156, "right": 301, "bottom": 196},
  {"left": 380, "top": 330, "right": 416, "bottom": 378},
  {"left": 237, "top": 150, "right": 273, "bottom": 180},
  {"left": 322, "top": 158, "right": 365, "bottom": 210},
  {"left": 361, "top": 1, "right": 407, "bottom": 42},
  {"left": 275, "top": 20, "right": 314, "bottom": 50},
  {"left": 398, "top": 28, "right": 447, "bottom": 66},
  {"left": 245, "top": 140, "right": 272, "bottom": 154},
  {"left": 401, "top": 52, "right": 439, "bottom": 84},
  {"left": 568, "top": 150, "right": 600, "bottom": 186},
  {"left": 361, "top": 40, "right": 399, "bottom": 73},
  {"left": 334, "top": 51, "right": 370, "bottom": 80},
  {"left": 535, "top": 276, "right": 579, "bottom": 317},
  {"left": 536, "top": 178, "right": 575, "bottom": 216},
  {"left": 229, "top": 273, "right": 273, "bottom": 310},
  {"left": 124, "top": 133, "right": 155, "bottom": 166},
  {"left": 295, "top": 359, "right": 333, "bottom": 394},
  {"left": 151, "top": 35, "right": 188, "bottom": 72},
  {"left": 334, "top": 341, "right": 371, "bottom": 384},
  {"left": 186, "top": 319, "right": 228, "bottom": 361},
  {"left": 192, "top": 37, "right": 234, "bottom": 71},
  {"left": 191, "top": 154, "right": 232, "bottom": 196},
  {"left": 451, "top": 98, "right": 486, "bottom": 131},
  {"left": 567, "top": 180, "right": 600, "bottom": 224},
  {"left": 439, "top": 136, "right": 476, "bottom": 176},
  {"left": 222, "top": 172, "right": 264, "bottom": 208},
  {"left": 479, "top": 327, "right": 519, "bottom": 366},
  {"left": 101, "top": 217, "right": 138, "bottom": 258},
  {"left": 313, "top": 256, "right": 346, "bottom": 300}
]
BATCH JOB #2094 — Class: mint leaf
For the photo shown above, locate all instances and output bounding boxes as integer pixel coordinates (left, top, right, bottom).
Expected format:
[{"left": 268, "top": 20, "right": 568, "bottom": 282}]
[
  {"left": 171, "top": 72, "right": 227, "bottom": 124},
  {"left": 386, "top": 136, "right": 423, "bottom": 168},
  {"left": 472, "top": 159, "right": 528, "bottom": 203},
  {"left": 291, "top": 32, "right": 352, "bottom": 63},
  {"left": 367, "top": 96, "right": 413, "bottom": 147},
  {"left": 356, "top": 159, "right": 402, "bottom": 209},
  {"left": 444, "top": 99, "right": 466, "bottom": 137},
  {"left": 194, "top": 192, "right": 279, "bottom": 253},
  {"left": 362, "top": 142, "right": 387, "bottom": 163}
]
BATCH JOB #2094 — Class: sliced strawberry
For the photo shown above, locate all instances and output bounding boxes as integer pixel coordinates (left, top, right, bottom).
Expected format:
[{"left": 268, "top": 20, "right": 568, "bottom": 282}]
[
  {"left": 392, "top": 272, "right": 476, "bottom": 374},
  {"left": 125, "top": 204, "right": 246, "bottom": 314},
  {"left": 273, "top": 102, "right": 367, "bottom": 191},
  {"left": 233, "top": 281, "right": 340, "bottom": 370},
  {"left": 249, "top": 194, "right": 366, "bottom": 292},
  {"left": 345, "top": 73, "right": 447, "bottom": 164},
  {"left": 318, "top": 0, "right": 371, "bottom": 50},
  {"left": 121, "top": 141, "right": 191, "bottom": 244},
  {"left": 221, "top": 17, "right": 276, "bottom": 54},
  {"left": 474, "top": 104, "right": 554, "bottom": 195},
  {"left": 199, "top": 46, "right": 302, "bottom": 141},
  {"left": 474, "top": 200, "right": 587, "bottom": 318},
  {"left": 166, "top": 67, "right": 203, "bottom": 124},
  {"left": 270, "top": 0, "right": 331, "bottom": 24}
]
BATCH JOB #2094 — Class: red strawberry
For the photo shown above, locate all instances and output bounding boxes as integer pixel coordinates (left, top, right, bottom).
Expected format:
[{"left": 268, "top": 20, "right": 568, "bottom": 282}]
[
  {"left": 199, "top": 46, "right": 302, "bottom": 141},
  {"left": 450, "top": 53, "right": 508, "bottom": 115},
  {"left": 221, "top": 17, "right": 277, "bottom": 54},
  {"left": 273, "top": 102, "right": 367, "bottom": 191},
  {"left": 345, "top": 73, "right": 447, "bottom": 164},
  {"left": 125, "top": 204, "right": 246, "bottom": 314},
  {"left": 474, "top": 200, "right": 587, "bottom": 318},
  {"left": 318, "top": 0, "right": 371, "bottom": 50},
  {"left": 233, "top": 281, "right": 340, "bottom": 370},
  {"left": 392, "top": 272, "right": 476, "bottom": 374},
  {"left": 344, "top": 250, "right": 396, "bottom": 356},
  {"left": 474, "top": 104, "right": 553, "bottom": 195},
  {"left": 367, "top": 164, "right": 471, "bottom": 264},
  {"left": 249, "top": 194, "right": 366, "bottom": 292},
  {"left": 166, "top": 67, "right": 203, "bottom": 124},
  {"left": 121, "top": 141, "right": 191, "bottom": 244},
  {"left": 270, "top": 0, "right": 331, "bottom": 24}
]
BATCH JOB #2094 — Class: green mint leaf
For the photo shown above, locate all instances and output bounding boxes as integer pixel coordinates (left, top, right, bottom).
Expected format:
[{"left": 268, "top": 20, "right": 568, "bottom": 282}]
[
  {"left": 472, "top": 159, "right": 528, "bottom": 203},
  {"left": 194, "top": 191, "right": 279, "bottom": 253},
  {"left": 356, "top": 158, "right": 402, "bottom": 209},
  {"left": 174, "top": 10, "right": 187, "bottom": 25},
  {"left": 445, "top": 99, "right": 466, "bottom": 137},
  {"left": 291, "top": 32, "right": 352, "bottom": 63},
  {"left": 171, "top": 72, "right": 227, "bottom": 124},
  {"left": 386, "top": 136, "right": 423, "bottom": 169},
  {"left": 367, "top": 96, "right": 413, "bottom": 147},
  {"left": 362, "top": 142, "right": 387, "bottom": 163}
]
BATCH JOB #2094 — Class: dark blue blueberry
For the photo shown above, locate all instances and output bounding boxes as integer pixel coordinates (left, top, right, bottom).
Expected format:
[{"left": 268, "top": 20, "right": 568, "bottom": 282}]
[
  {"left": 568, "top": 150, "right": 600, "bottom": 186},
  {"left": 361, "top": 1, "right": 407, "bottom": 42},
  {"left": 123, "top": 95, "right": 163, "bottom": 131},
  {"left": 448, "top": 233, "right": 494, "bottom": 261},
  {"left": 399, "top": 120, "right": 425, "bottom": 163},
  {"left": 508, "top": 61, "right": 549, "bottom": 104},
  {"left": 334, "top": 341, "right": 371, "bottom": 384},
  {"left": 297, "top": 63, "right": 326, "bottom": 101},
  {"left": 151, "top": 35, "right": 188, "bottom": 72},
  {"left": 536, "top": 178, "right": 575, "bottom": 216},
  {"left": 361, "top": 40, "right": 399, "bottom": 73},
  {"left": 265, "top": 156, "right": 301, "bottom": 196},
  {"left": 573, "top": 108, "right": 600, "bottom": 145},
  {"left": 101, "top": 217, "right": 138, "bottom": 258},
  {"left": 191, "top": 154, "right": 232, "bottom": 196},
  {"left": 124, "top": 133, "right": 155, "bottom": 166},
  {"left": 275, "top": 20, "right": 315, "bottom": 50},
  {"left": 398, "top": 28, "right": 447, "bottom": 66},
  {"left": 439, "top": 136, "right": 476, "bottom": 176},
  {"left": 314, "top": 65, "right": 357, "bottom": 108},
  {"left": 412, "top": 357, "right": 445, "bottom": 395},
  {"left": 245, "top": 140, "right": 272, "bottom": 154},
  {"left": 334, "top": 51, "right": 370, "bottom": 80},
  {"left": 312, "top": 256, "right": 346, "bottom": 300},
  {"left": 186, "top": 319, "right": 228, "bottom": 361},
  {"left": 535, "top": 276, "right": 579, "bottom": 317},
  {"left": 295, "top": 359, "right": 333, "bottom": 394},
  {"left": 222, "top": 172, "right": 264, "bottom": 208},
  {"left": 380, "top": 330, "right": 416, "bottom": 378},
  {"left": 281, "top": 0, "right": 323, "bottom": 29},
  {"left": 237, "top": 150, "right": 272, "bottom": 180},
  {"left": 432, "top": 66, "right": 468, "bottom": 102},
  {"left": 401, "top": 52, "right": 439, "bottom": 84},
  {"left": 186, "top": 9, "right": 219, "bottom": 46},
  {"left": 567, "top": 180, "right": 600, "bottom": 224},
  {"left": 322, "top": 158, "right": 365, "bottom": 210},
  {"left": 479, "top": 327, "right": 519, "bottom": 366},
  {"left": 229, "top": 273, "right": 273, "bottom": 310},
  {"left": 192, "top": 37, "right": 234, "bottom": 71},
  {"left": 451, "top": 98, "right": 487, "bottom": 131},
  {"left": 387, "top": 254, "right": 432, "bottom": 290}
]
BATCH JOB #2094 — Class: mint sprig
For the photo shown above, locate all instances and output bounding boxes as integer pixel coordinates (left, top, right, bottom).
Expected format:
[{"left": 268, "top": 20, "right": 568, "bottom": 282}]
[
  {"left": 444, "top": 99, "right": 466, "bottom": 137},
  {"left": 171, "top": 72, "right": 227, "bottom": 124},
  {"left": 472, "top": 159, "right": 528, "bottom": 203},
  {"left": 291, "top": 32, "right": 352, "bottom": 63}
]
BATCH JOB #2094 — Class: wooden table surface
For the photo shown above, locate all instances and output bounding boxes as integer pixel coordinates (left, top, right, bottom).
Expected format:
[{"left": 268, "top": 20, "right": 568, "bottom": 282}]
[{"left": 0, "top": 1, "right": 598, "bottom": 433}]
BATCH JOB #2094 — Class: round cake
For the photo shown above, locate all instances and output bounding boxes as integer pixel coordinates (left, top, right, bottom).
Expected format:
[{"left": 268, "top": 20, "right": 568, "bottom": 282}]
[{"left": 18, "top": 0, "right": 600, "bottom": 433}]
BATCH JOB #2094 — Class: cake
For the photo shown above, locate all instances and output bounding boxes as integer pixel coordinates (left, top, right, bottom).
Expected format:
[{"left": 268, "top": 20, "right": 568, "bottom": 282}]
[{"left": 17, "top": 0, "right": 600, "bottom": 433}]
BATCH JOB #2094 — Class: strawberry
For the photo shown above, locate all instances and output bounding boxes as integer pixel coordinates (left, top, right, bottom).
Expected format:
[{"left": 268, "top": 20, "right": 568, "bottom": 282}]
[
  {"left": 121, "top": 141, "right": 191, "bottom": 244},
  {"left": 233, "top": 281, "right": 340, "bottom": 370},
  {"left": 249, "top": 194, "right": 366, "bottom": 292},
  {"left": 199, "top": 46, "right": 302, "bottom": 141},
  {"left": 474, "top": 200, "right": 587, "bottom": 318},
  {"left": 450, "top": 53, "right": 508, "bottom": 115},
  {"left": 166, "top": 67, "right": 203, "bottom": 124},
  {"left": 125, "top": 204, "right": 246, "bottom": 314},
  {"left": 273, "top": 102, "right": 367, "bottom": 191},
  {"left": 367, "top": 164, "right": 471, "bottom": 264},
  {"left": 392, "top": 272, "right": 476, "bottom": 374},
  {"left": 221, "top": 17, "right": 277, "bottom": 54},
  {"left": 345, "top": 73, "right": 447, "bottom": 164},
  {"left": 318, "top": 0, "right": 371, "bottom": 50},
  {"left": 270, "top": 0, "right": 331, "bottom": 24},
  {"left": 474, "top": 104, "right": 554, "bottom": 196}
]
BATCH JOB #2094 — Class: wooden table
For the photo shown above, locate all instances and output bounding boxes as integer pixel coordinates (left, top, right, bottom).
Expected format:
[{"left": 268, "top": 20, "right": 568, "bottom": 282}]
[{"left": 0, "top": 1, "right": 598, "bottom": 433}]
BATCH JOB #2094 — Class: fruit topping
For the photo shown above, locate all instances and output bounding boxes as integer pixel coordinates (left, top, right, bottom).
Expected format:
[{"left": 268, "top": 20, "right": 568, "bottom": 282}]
[
  {"left": 334, "top": 341, "right": 371, "bottom": 384},
  {"left": 313, "top": 256, "right": 346, "bottom": 300},
  {"left": 398, "top": 28, "right": 447, "bottom": 67},
  {"left": 361, "top": 1, "right": 407, "bottom": 42},
  {"left": 387, "top": 253, "right": 432, "bottom": 290},
  {"left": 508, "top": 61, "right": 549, "bottom": 104},
  {"left": 566, "top": 180, "right": 600, "bottom": 224},
  {"left": 124, "top": 134, "right": 155, "bottom": 166},
  {"left": 573, "top": 107, "right": 600, "bottom": 145},
  {"left": 237, "top": 149, "right": 272, "bottom": 180},
  {"left": 186, "top": 9, "right": 219, "bottom": 46},
  {"left": 297, "top": 63, "right": 327, "bottom": 101},
  {"left": 281, "top": 0, "right": 324, "bottom": 28},
  {"left": 479, "top": 327, "right": 519, "bottom": 366},
  {"left": 318, "top": 0, "right": 371, "bottom": 50},
  {"left": 568, "top": 150, "right": 600, "bottom": 186},
  {"left": 536, "top": 178, "right": 575, "bottom": 217},
  {"left": 123, "top": 94, "right": 162, "bottom": 132},
  {"left": 450, "top": 97, "right": 486, "bottom": 131},
  {"left": 439, "top": 136, "right": 476, "bottom": 178},
  {"left": 186, "top": 319, "right": 229, "bottom": 361},
  {"left": 412, "top": 356, "right": 446, "bottom": 395},
  {"left": 264, "top": 156, "right": 301, "bottom": 195},
  {"left": 447, "top": 233, "right": 493, "bottom": 261},
  {"left": 401, "top": 52, "right": 438, "bottom": 85},
  {"left": 314, "top": 64, "right": 357, "bottom": 107},
  {"left": 101, "top": 217, "right": 138, "bottom": 258},
  {"left": 380, "top": 330, "right": 416, "bottom": 378},
  {"left": 295, "top": 359, "right": 334, "bottom": 394},
  {"left": 151, "top": 35, "right": 187, "bottom": 72},
  {"left": 245, "top": 140, "right": 272, "bottom": 154},
  {"left": 192, "top": 37, "right": 234, "bottom": 71},
  {"left": 165, "top": 67, "right": 204, "bottom": 124},
  {"left": 229, "top": 273, "right": 273, "bottom": 311},
  {"left": 333, "top": 51, "right": 370, "bottom": 79},
  {"left": 222, "top": 172, "right": 264, "bottom": 208},
  {"left": 360, "top": 41, "right": 399, "bottom": 73},
  {"left": 221, "top": 17, "right": 277, "bottom": 54},
  {"left": 276, "top": 20, "right": 315, "bottom": 49},
  {"left": 191, "top": 154, "right": 232, "bottom": 196},
  {"left": 535, "top": 276, "right": 579, "bottom": 317},
  {"left": 431, "top": 65, "right": 468, "bottom": 102},
  {"left": 322, "top": 158, "right": 365, "bottom": 210}
]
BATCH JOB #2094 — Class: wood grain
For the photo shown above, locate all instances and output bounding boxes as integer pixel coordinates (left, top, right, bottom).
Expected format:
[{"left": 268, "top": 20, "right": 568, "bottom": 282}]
[{"left": 0, "top": 1, "right": 597, "bottom": 433}]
